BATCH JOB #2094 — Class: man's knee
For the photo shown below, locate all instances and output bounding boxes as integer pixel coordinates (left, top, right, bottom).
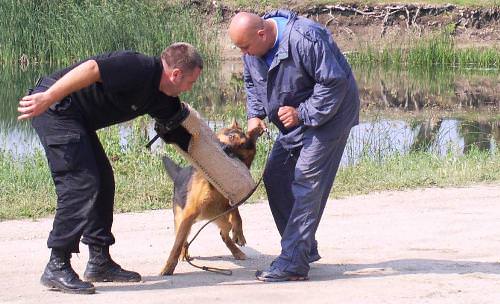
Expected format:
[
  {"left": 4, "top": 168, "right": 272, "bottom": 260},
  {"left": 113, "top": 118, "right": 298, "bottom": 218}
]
[{"left": 54, "top": 170, "right": 100, "bottom": 208}]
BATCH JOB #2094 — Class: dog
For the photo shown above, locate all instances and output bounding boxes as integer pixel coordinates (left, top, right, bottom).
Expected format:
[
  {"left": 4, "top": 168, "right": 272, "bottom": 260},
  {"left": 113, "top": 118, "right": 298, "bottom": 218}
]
[{"left": 159, "top": 119, "right": 260, "bottom": 276}]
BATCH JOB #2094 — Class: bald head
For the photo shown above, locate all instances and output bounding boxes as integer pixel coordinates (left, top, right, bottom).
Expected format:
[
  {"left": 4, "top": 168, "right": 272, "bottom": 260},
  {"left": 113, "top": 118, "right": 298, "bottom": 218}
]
[
  {"left": 229, "top": 12, "right": 276, "bottom": 57},
  {"left": 229, "top": 12, "right": 263, "bottom": 39}
]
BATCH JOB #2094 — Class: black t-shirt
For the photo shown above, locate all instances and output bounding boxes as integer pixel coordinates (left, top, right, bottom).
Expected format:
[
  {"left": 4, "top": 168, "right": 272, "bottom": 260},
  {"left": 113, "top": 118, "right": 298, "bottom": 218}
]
[{"left": 50, "top": 51, "right": 181, "bottom": 130}]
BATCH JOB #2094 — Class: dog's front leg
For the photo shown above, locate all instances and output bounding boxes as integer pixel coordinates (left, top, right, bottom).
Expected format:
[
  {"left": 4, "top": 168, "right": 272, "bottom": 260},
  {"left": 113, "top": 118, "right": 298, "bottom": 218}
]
[
  {"left": 229, "top": 209, "right": 246, "bottom": 246},
  {"left": 160, "top": 213, "right": 197, "bottom": 276},
  {"left": 216, "top": 216, "right": 247, "bottom": 260}
]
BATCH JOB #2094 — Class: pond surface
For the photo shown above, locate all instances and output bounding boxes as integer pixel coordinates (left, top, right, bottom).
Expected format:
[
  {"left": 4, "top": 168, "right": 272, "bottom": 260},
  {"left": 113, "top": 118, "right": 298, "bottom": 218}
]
[{"left": 1, "top": 63, "right": 498, "bottom": 165}]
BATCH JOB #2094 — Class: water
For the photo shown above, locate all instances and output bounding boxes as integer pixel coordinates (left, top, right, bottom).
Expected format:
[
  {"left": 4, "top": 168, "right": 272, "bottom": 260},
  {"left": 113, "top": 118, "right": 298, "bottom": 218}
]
[{"left": 1, "top": 63, "right": 498, "bottom": 164}]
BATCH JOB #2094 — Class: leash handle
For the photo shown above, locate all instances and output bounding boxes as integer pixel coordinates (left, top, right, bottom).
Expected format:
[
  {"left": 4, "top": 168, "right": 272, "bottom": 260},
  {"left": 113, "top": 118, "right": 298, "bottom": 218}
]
[{"left": 185, "top": 257, "right": 233, "bottom": 276}]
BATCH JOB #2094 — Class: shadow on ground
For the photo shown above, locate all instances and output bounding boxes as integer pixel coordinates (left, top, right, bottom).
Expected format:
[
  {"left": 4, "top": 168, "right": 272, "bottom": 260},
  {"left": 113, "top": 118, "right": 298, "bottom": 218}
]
[{"left": 95, "top": 253, "right": 500, "bottom": 292}]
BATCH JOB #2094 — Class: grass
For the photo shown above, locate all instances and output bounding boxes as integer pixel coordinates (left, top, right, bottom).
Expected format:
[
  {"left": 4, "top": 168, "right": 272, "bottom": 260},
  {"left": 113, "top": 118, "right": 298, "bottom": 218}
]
[
  {"left": 0, "top": 0, "right": 226, "bottom": 137},
  {"left": 349, "top": 33, "right": 500, "bottom": 69},
  {"left": 1, "top": 118, "right": 498, "bottom": 220},
  {"left": 0, "top": 0, "right": 219, "bottom": 65},
  {"left": 0, "top": 121, "right": 175, "bottom": 220},
  {"left": 334, "top": 147, "right": 500, "bottom": 198}
]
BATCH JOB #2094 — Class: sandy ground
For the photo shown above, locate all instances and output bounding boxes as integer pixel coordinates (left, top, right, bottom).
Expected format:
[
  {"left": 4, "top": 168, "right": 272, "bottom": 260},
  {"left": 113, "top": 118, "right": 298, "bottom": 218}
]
[{"left": 1, "top": 184, "right": 499, "bottom": 304}]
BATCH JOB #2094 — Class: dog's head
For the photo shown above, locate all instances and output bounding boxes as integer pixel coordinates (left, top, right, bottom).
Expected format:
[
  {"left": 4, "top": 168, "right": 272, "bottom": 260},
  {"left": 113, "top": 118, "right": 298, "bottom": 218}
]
[{"left": 217, "top": 119, "right": 259, "bottom": 168}]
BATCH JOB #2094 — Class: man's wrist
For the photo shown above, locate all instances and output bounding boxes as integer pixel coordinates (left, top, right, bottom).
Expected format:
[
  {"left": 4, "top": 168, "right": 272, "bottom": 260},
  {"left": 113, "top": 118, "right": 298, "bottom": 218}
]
[
  {"left": 296, "top": 105, "right": 305, "bottom": 125},
  {"left": 43, "top": 90, "right": 60, "bottom": 107},
  {"left": 247, "top": 114, "right": 266, "bottom": 121}
]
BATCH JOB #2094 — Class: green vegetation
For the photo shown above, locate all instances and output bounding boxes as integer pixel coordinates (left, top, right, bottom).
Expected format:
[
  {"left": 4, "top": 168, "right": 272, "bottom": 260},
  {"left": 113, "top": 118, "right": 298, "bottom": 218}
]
[
  {"left": 1, "top": 118, "right": 498, "bottom": 220},
  {"left": 334, "top": 147, "right": 500, "bottom": 197},
  {"left": 0, "top": 0, "right": 225, "bottom": 137},
  {"left": 349, "top": 33, "right": 500, "bottom": 69},
  {"left": 219, "top": 0, "right": 500, "bottom": 69},
  {"left": 2, "top": 0, "right": 499, "bottom": 69},
  {"left": 0, "top": 0, "right": 218, "bottom": 65},
  {"left": 0, "top": 118, "right": 173, "bottom": 220}
]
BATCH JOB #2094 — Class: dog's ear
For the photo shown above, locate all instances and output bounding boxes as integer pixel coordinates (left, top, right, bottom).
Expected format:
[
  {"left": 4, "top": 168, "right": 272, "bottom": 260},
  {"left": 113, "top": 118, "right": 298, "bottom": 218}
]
[{"left": 230, "top": 118, "right": 240, "bottom": 129}]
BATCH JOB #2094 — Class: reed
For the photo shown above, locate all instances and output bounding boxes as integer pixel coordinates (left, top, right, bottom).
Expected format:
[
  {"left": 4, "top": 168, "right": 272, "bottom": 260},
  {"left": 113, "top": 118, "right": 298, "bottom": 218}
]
[
  {"left": 0, "top": 0, "right": 219, "bottom": 65},
  {"left": 349, "top": 33, "right": 500, "bottom": 69}
]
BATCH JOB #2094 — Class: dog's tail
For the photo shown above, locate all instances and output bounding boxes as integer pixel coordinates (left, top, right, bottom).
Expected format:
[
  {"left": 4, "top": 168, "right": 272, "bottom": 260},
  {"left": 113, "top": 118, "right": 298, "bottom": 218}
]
[{"left": 162, "top": 155, "right": 182, "bottom": 180}]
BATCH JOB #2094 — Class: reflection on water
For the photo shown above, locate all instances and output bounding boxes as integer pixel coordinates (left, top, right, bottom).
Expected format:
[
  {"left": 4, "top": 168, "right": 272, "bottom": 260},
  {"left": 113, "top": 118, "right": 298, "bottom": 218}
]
[
  {"left": 218, "top": 61, "right": 500, "bottom": 112},
  {"left": 343, "top": 118, "right": 498, "bottom": 167},
  {"left": 1, "top": 64, "right": 498, "bottom": 164},
  {"left": 354, "top": 66, "right": 500, "bottom": 112},
  {"left": 0, "top": 64, "right": 50, "bottom": 157},
  {"left": 98, "top": 117, "right": 500, "bottom": 168}
]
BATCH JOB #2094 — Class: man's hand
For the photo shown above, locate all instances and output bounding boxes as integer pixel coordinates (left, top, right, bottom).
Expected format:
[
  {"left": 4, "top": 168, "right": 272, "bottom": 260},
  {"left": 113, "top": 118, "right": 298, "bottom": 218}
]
[
  {"left": 18, "top": 91, "right": 56, "bottom": 120},
  {"left": 247, "top": 117, "right": 267, "bottom": 138},
  {"left": 278, "top": 106, "right": 300, "bottom": 128}
]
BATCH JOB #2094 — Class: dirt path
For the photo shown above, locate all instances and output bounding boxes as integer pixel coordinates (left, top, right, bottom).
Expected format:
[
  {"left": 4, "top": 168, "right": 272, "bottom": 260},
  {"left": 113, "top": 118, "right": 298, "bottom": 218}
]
[{"left": 1, "top": 184, "right": 499, "bottom": 303}]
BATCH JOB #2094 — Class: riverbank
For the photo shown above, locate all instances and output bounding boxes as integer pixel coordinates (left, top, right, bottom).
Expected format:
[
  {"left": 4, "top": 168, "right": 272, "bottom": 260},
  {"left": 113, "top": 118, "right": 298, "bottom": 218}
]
[{"left": 215, "top": 1, "right": 500, "bottom": 62}]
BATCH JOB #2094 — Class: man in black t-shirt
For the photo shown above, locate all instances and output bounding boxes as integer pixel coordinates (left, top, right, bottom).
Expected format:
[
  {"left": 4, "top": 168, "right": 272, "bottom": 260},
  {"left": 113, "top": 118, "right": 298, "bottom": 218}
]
[{"left": 17, "top": 42, "right": 203, "bottom": 294}]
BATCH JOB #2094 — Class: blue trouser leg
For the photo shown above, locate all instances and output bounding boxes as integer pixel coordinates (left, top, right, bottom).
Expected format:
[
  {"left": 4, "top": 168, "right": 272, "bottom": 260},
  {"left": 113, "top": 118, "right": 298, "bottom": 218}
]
[
  {"left": 308, "top": 134, "right": 348, "bottom": 253},
  {"left": 271, "top": 133, "right": 349, "bottom": 275},
  {"left": 264, "top": 140, "right": 320, "bottom": 256},
  {"left": 263, "top": 140, "right": 297, "bottom": 236}
]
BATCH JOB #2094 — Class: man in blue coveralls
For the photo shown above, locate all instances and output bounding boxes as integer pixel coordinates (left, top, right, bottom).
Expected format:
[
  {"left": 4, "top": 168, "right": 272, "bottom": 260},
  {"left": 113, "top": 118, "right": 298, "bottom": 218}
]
[{"left": 229, "top": 11, "right": 360, "bottom": 281}]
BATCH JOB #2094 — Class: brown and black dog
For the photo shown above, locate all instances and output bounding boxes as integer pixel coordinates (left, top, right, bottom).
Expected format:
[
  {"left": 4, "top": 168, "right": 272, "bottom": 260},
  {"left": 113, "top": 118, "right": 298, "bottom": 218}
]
[{"left": 159, "top": 120, "right": 259, "bottom": 275}]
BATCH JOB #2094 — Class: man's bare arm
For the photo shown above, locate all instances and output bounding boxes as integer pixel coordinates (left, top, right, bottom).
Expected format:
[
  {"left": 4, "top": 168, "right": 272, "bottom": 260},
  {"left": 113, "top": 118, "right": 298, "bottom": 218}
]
[{"left": 18, "top": 60, "right": 101, "bottom": 120}]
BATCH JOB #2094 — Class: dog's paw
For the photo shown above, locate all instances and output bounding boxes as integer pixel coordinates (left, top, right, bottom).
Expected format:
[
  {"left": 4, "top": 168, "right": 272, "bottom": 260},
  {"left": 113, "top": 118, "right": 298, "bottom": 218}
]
[
  {"left": 160, "top": 262, "right": 177, "bottom": 276},
  {"left": 232, "top": 232, "right": 247, "bottom": 247},
  {"left": 233, "top": 251, "right": 247, "bottom": 260}
]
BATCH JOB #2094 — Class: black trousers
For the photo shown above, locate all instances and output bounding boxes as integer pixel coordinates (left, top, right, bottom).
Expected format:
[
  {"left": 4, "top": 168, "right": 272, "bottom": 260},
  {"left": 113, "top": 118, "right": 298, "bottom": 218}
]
[{"left": 31, "top": 81, "right": 115, "bottom": 253}]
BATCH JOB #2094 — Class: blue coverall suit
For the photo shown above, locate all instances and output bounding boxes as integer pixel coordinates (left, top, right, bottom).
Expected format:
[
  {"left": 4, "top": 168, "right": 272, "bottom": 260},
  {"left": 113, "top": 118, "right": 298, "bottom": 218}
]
[{"left": 243, "top": 10, "right": 360, "bottom": 276}]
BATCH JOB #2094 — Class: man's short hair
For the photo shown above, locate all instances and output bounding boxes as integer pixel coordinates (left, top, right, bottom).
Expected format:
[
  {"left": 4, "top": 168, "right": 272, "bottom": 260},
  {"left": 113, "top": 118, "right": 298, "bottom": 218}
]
[{"left": 161, "top": 42, "right": 203, "bottom": 73}]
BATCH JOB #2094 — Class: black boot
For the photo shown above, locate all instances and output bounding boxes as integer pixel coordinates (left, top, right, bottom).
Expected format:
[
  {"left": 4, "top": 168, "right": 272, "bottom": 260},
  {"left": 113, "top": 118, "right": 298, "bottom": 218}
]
[
  {"left": 84, "top": 245, "right": 141, "bottom": 282},
  {"left": 40, "top": 249, "right": 95, "bottom": 294}
]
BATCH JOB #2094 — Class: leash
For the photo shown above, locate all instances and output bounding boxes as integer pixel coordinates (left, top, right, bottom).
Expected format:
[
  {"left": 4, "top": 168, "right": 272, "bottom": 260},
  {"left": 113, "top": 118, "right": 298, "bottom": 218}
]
[{"left": 184, "top": 128, "right": 273, "bottom": 275}]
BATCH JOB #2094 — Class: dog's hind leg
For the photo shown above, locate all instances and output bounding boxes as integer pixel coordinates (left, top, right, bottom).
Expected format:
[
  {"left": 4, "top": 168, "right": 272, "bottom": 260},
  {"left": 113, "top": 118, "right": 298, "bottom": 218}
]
[
  {"left": 173, "top": 206, "right": 191, "bottom": 261},
  {"left": 229, "top": 209, "right": 246, "bottom": 246},
  {"left": 161, "top": 210, "right": 198, "bottom": 275},
  {"left": 215, "top": 216, "right": 247, "bottom": 260}
]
